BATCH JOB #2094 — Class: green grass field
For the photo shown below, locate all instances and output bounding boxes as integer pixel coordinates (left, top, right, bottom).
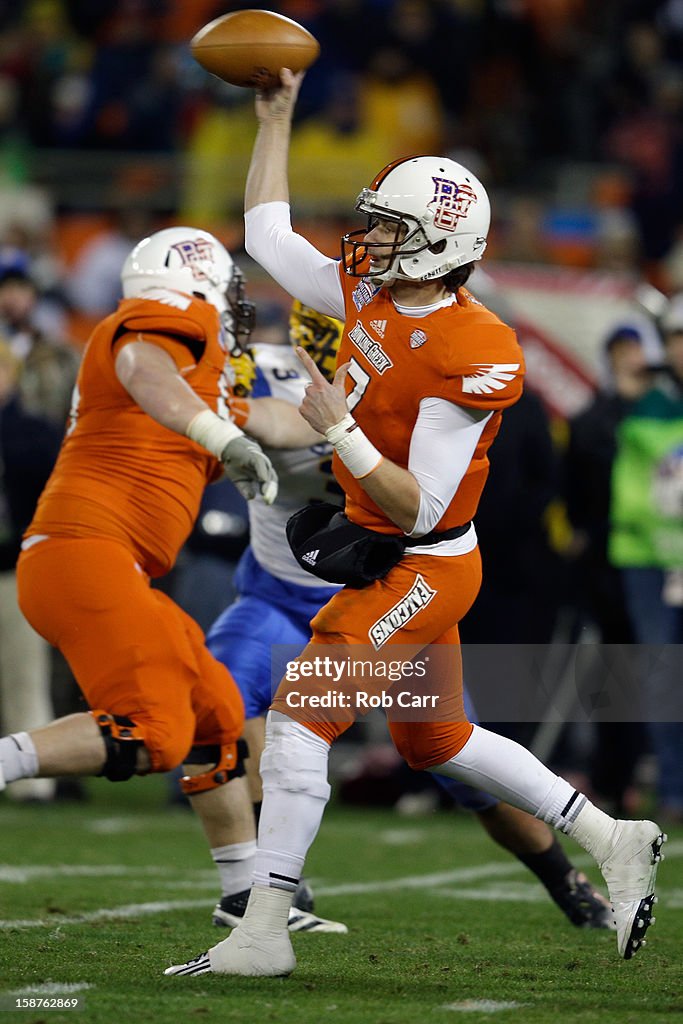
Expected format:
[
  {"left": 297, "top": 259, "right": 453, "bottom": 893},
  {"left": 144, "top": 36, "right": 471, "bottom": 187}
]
[{"left": 0, "top": 777, "right": 681, "bottom": 1024}]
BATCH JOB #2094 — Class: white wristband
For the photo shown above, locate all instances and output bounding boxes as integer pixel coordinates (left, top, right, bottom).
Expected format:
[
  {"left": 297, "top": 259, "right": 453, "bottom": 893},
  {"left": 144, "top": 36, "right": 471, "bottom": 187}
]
[
  {"left": 325, "top": 413, "right": 383, "bottom": 479},
  {"left": 186, "top": 409, "right": 242, "bottom": 459}
]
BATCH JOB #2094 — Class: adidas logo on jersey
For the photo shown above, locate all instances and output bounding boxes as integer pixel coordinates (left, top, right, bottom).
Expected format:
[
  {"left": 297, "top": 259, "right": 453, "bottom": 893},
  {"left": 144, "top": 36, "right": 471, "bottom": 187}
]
[
  {"left": 302, "top": 549, "right": 319, "bottom": 565},
  {"left": 369, "top": 319, "right": 387, "bottom": 338},
  {"left": 369, "top": 574, "right": 437, "bottom": 649},
  {"left": 462, "top": 363, "right": 520, "bottom": 395}
]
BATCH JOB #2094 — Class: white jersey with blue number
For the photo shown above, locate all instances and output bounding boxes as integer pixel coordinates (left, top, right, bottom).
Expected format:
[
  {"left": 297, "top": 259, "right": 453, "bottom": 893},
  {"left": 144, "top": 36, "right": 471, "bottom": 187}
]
[{"left": 249, "top": 343, "right": 344, "bottom": 587}]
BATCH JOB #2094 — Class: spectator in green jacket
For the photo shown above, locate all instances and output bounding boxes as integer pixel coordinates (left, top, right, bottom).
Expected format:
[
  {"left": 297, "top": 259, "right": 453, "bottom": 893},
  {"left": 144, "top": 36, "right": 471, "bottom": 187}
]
[{"left": 610, "top": 298, "right": 683, "bottom": 823}]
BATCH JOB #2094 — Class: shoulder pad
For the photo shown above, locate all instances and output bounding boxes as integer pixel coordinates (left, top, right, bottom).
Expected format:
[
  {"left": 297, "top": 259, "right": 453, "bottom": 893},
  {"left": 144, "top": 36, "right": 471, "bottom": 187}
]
[{"left": 117, "top": 294, "right": 218, "bottom": 342}]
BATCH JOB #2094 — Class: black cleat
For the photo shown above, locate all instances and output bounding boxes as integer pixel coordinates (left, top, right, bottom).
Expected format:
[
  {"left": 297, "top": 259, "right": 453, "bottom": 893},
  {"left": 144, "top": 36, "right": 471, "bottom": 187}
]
[
  {"left": 212, "top": 879, "right": 347, "bottom": 934},
  {"left": 548, "top": 869, "right": 616, "bottom": 930}
]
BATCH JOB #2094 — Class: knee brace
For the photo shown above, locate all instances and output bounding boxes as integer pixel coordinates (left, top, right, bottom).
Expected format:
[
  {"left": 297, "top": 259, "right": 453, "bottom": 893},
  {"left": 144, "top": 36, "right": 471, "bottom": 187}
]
[
  {"left": 259, "top": 713, "right": 331, "bottom": 802},
  {"left": 180, "top": 739, "right": 248, "bottom": 797},
  {"left": 91, "top": 710, "right": 147, "bottom": 782}
]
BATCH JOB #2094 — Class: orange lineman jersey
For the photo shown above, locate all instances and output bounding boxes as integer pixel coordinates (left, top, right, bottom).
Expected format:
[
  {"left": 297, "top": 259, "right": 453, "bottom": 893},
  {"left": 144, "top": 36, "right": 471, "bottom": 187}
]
[
  {"left": 336, "top": 271, "right": 525, "bottom": 534},
  {"left": 26, "top": 290, "right": 233, "bottom": 577}
]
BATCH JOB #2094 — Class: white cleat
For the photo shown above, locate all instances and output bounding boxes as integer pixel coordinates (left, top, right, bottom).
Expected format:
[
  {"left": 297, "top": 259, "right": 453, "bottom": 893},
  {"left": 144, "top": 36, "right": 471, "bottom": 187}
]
[
  {"left": 164, "top": 951, "right": 212, "bottom": 977},
  {"left": 598, "top": 820, "right": 667, "bottom": 959},
  {"left": 165, "top": 925, "right": 296, "bottom": 978},
  {"left": 287, "top": 906, "right": 348, "bottom": 934}
]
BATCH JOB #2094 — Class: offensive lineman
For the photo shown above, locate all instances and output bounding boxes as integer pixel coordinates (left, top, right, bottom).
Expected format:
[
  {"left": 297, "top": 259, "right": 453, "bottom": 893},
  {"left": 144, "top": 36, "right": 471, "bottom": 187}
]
[
  {"left": 0, "top": 228, "right": 276, "bottom": 899},
  {"left": 167, "top": 70, "right": 665, "bottom": 977}
]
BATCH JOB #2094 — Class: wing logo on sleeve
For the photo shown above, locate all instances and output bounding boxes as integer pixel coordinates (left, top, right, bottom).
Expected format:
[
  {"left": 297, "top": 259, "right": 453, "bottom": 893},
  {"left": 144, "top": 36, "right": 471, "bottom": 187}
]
[
  {"left": 369, "top": 574, "right": 437, "bottom": 649},
  {"left": 462, "top": 363, "right": 520, "bottom": 395}
]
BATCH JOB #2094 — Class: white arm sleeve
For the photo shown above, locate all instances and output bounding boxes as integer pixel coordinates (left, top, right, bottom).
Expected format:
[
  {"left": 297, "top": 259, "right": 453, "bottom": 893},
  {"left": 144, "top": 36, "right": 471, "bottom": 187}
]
[
  {"left": 408, "top": 398, "right": 492, "bottom": 537},
  {"left": 244, "top": 202, "right": 345, "bottom": 320}
]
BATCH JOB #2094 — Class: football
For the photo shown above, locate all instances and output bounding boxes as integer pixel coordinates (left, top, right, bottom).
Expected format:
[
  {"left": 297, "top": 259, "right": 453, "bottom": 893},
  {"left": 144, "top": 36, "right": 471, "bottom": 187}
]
[{"left": 190, "top": 9, "right": 320, "bottom": 89}]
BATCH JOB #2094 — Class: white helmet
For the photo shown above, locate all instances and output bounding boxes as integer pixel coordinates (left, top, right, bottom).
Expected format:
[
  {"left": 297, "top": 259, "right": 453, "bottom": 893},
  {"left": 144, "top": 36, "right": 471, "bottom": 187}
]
[
  {"left": 121, "top": 227, "right": 255, "bottom": 351},
  {"left": 342, "top": 156, "right": 490, "bottom": 285}
]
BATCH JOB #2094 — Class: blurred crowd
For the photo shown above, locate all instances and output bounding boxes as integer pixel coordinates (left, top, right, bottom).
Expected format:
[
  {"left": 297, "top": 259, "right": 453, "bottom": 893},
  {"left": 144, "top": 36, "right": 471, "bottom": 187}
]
[
  {"left": 0, "top": 2, "right": 681, "bottom": 277},
  {"left": 0, "top": 0, "right": 682, "bottom": 824}
]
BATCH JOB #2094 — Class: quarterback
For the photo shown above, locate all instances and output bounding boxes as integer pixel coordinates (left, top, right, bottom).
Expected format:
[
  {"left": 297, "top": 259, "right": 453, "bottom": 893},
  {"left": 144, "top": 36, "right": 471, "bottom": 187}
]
[
  {"left": 0, "top": 228, "right": 277, "bottom": 894},
  {"left": 166, "top": 71, "right": 665, "bottom": 977},
  {"left": 206, "top": 302, "right": 612, "bottom": 934}
]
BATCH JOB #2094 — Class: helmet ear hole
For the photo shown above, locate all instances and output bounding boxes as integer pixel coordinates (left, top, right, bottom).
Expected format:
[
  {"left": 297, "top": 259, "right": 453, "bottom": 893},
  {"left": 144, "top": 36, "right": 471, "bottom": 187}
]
[{"left": 429, "top": 239, "right": 447, "bottom": 255}]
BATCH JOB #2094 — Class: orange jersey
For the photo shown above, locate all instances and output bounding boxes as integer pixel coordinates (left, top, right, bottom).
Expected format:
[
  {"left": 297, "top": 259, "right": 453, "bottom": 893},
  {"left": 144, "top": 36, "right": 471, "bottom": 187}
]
[
  {"left": 27, "top": 290, "right": 233, "bottom": 577},
  {"left": 336, "top": 273, "right": 524, "bottom": 533}
]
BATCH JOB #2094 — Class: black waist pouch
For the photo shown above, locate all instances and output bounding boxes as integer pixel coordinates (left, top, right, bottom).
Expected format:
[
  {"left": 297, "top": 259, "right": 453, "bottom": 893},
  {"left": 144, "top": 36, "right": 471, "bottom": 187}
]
[{"left": 286, "top": 501, "right": 471, "bottom": 589}]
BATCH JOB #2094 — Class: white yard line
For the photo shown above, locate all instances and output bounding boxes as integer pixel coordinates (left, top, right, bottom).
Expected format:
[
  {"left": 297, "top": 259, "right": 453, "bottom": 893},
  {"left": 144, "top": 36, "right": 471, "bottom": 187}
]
[
  {"left": 1, "top": 839, "right": 681, "bottom": 930},
  {"left": 435, "top": 883, "right": 560, "bottom": 903},
  {"left": 7, "top": 983, "right": 93, "bottom": 996},
  {"left": 442, "top": 1001, "right": 528, "bottom": 1013},
  {"left": 314, "top": 860, "right": 528, "bottom": 897},
  {"left": 0, "top": 865, "right": 177, "bottom": 883},
  {"left": 316, "top": 838, "right": 683, "bottom": 895},
  {"left": 0, "top": 899, "right": 210, "bottom": 929}
]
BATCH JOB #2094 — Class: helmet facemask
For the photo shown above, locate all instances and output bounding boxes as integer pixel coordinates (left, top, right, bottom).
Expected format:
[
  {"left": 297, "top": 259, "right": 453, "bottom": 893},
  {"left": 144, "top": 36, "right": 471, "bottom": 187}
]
[
  {"left": 342, "top": 200, "right": 431, "bottom": 285},
  {"left": 224, "top": 265, "right": 255, "bottom": 356}
]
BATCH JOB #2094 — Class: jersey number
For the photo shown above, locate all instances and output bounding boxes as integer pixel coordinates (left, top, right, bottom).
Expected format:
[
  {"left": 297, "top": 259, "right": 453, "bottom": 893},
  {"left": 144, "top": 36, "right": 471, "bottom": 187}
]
[{"left": 346, "top": 357, "right": 370, "bottom": 411}]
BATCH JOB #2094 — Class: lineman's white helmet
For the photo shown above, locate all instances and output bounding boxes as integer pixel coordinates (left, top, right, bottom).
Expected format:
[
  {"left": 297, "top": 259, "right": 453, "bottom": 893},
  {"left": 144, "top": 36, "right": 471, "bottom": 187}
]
[
  {"left": 122, "top": 227, "right": 235, "bottom": 313},
  {"left": 342, "top": 156, "right": 490, "bottom": 285},
  {"left": 121, "top": 227, "right": 254, "bottom": 351}
]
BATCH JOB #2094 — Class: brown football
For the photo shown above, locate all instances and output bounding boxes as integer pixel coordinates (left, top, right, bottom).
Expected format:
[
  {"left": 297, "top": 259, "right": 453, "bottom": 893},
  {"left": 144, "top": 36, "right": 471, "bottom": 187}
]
[{"left": 190, "top": 9, "right": 320, "bottom": 89}]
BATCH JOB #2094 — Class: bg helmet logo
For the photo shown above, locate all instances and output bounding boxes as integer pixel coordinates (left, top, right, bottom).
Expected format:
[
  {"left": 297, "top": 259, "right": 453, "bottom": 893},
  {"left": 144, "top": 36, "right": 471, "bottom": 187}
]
[
  {"left": 429, "top": 178, "right": 478, "bottom": 232},
  {"left": 170, "top": 237, "right": 216, "bottom": 280}
]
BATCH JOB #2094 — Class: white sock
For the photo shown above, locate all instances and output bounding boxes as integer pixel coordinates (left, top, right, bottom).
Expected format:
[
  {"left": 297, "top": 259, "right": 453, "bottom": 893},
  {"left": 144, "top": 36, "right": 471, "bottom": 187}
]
[
  {"left": 538, "top": 785, "right": 617, "bottom": 863},
  {"left": 430, "top": 724, "right": 568, "bottom": 814},
  {"left": 432, "top": 725, "right": 618, "bottom": 864},
  {"left": 0, "top": 732, "right": 39, "bottom": 783},
  {"left": 211, "top": 839, "right": 256, "bottom": 898},
  {"left": 253, "top": 714, "right": 331, "bottom": 892},
  {"left": 253, "top": 845, "right": 305, "bottom": 894}
]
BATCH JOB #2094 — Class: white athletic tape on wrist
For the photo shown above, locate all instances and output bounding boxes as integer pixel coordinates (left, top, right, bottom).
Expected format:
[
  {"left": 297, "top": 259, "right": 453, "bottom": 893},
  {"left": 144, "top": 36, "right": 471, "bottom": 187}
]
[
  {"left": 186, "top": 409, "right": 242, "bottom": 459},
  {"left": 325, "top": 413, "right": 383, "bottom": 479}
]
